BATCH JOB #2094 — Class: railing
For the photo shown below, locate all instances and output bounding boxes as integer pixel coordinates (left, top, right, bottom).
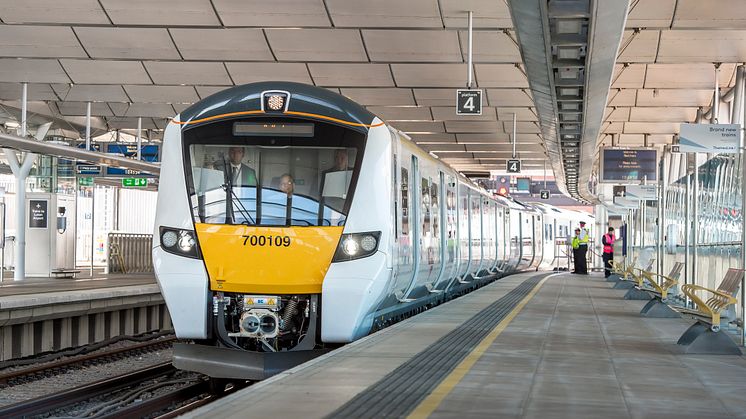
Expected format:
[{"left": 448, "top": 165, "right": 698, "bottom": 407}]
[{"left": 107, "top": 233, "right": 154, "bottom": 274}]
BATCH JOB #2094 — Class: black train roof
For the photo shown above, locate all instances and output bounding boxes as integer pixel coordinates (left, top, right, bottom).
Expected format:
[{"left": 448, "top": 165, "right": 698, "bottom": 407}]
[{"left": 178, "top": 81, "right": 378, "bottom": 133}]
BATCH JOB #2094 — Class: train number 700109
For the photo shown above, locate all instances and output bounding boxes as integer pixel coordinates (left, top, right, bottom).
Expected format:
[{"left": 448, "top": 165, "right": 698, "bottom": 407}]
[{"left": 241, "top": 235, "right": 291, "bottom": 247}]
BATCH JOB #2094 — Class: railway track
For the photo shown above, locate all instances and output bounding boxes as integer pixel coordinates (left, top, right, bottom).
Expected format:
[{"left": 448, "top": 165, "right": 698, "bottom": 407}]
[
  {"left": 0, "top": 362, "right": 245, "bottom": 418},
  {"left": 0, "top": 335, "right": 176, "bottom": 386}
]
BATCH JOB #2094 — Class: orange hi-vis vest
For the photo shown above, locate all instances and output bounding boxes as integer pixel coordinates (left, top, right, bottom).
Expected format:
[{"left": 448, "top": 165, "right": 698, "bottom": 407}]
[{"left": 603, "top": 233, "right": 615, "bottom": 254}]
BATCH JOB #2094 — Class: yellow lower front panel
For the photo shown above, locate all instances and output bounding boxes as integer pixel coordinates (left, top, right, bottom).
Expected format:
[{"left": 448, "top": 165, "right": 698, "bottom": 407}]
[{"left": 195, "top": 223, "right": 343, "bottom": 294}]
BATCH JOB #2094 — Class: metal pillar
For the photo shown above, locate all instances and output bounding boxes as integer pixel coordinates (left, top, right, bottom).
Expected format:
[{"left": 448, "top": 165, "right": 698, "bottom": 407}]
[
  {"left": 85, "top": 102, "right": 91, "bottom": 151},
  {"left": 659, "top": 150, "right": 668, "bottom": 277},
  {"left": 136, "top": 117, "right": 142, "bottom": 160},
  {"left": 684, "top": 156, "right": 691, "bottom": 296},
  {"left": 4, "top": 83, "right": 36, "bottom": 281},
  {"left": 90, "top": 180, "right": 95, "bottom": 277},
  {"left": 512, "top": 113, "right": 517, "bottom": 158},
  {"left": 467, "top": 11, "right": 473, "bottom": 89},
  {"left": 736, "top": 64, "right": 746, "bottom": 345},
  {"left": 3, "top": 150, "right": 35, "bottom": 281}
]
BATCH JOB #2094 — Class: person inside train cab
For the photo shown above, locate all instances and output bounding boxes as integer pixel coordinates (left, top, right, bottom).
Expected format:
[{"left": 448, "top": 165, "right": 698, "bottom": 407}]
[
  {"left": 215, "top": 146, "right": 257, "bottom": 188},
  {"left": 602, "top": 227, "right": 615, "bottom": 278},
  {"left": 571, "top": 228, "right": 581, "bottom": 274},
  {"left": 320, "top": 149, "right": 353, "bottom": 211},
  {"left": 279, "top": 173, "right": 294, "bottom": 196},
  {"left": 577, "top": 221, "right": 589, "bottom": 274}
]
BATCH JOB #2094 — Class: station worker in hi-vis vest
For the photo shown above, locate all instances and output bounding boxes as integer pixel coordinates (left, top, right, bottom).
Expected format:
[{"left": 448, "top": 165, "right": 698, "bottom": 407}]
[
  {"left": 601, "top": 227, "right": 615, "bottom": 278},
  {"left": 576, "top": 221, "right": 589, "bottom": 274},
  {"left": 571, "top": 228, "right": 582, "bottom": 274}
]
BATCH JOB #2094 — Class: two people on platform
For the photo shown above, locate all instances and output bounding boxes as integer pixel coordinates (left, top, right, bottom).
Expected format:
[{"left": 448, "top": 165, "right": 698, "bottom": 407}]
[{"left": 571, "top": 222, "right": 616, "bottom": 277}]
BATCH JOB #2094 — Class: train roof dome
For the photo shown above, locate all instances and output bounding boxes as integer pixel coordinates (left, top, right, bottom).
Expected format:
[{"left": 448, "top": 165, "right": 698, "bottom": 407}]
[{"left": 178, "top": 81, "right": 377, "bottom": 133}]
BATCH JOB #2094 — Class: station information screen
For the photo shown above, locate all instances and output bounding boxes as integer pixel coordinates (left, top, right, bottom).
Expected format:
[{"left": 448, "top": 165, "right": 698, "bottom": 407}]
[{"left": 600, "top": 148, "right": 658, "bottom": 183}]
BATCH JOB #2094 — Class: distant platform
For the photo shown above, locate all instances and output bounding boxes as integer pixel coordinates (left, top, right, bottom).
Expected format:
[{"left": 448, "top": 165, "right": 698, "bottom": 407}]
[
  {"left": 187, "top": 271, "right": 746, "bottom": 419},
  {"left": 0, "top": 273, "right": 156, "bottom": 297}
]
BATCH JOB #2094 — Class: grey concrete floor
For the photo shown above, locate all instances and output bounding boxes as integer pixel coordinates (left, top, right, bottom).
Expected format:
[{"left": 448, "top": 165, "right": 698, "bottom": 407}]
[
  {"left": 0, "top": 272, "right": 155, "bottom": 296},
  {"left": 432, "top": 273, "right": 746, "bottom": 419},
  {"left": 188, "top": 272, "right": 746, "bottom": 419}
]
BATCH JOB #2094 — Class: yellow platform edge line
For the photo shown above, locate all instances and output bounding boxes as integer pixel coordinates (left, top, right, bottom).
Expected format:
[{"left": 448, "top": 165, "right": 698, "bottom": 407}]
[{"left": 407, "top": 274, "right": 556, "bottom": 419}]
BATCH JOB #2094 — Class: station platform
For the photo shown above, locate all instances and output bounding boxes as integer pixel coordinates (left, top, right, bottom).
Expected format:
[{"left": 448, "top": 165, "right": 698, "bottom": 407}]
[
  {"left": 188, "top": 271, "right": 746, "bottom": 419},
  {"left": 0, "top": 273, "right": 167, "bottom": 360},
  {"left": 0, "top": 273, "right": 156, "bottom": 297}
]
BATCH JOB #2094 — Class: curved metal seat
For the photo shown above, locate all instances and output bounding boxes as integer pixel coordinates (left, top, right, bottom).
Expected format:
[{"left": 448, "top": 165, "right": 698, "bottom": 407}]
[{"left": 673, "top": 268, "right": 743, "bottom": 355}]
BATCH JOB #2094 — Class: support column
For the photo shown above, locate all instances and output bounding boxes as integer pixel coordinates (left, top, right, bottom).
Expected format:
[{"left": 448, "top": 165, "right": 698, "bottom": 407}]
[
  {"left": 136, "top": 117, "right": 142, "bottom": 160},
  {"left": 3, "top": 83, "right": 35, "bottom": 281}
]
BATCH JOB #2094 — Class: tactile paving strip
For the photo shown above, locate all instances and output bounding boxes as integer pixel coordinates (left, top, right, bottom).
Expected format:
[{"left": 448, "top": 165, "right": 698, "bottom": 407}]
[{"left": 327, "top": 272, "right": 551, "bottom": 418}]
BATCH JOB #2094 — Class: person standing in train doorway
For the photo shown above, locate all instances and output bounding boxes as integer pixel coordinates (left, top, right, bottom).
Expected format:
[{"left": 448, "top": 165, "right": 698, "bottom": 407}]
[
  {"left": 602, "top": 227, "right": 615, "bottom": 277},
  {"left": 571, "top": 228, "right": 581, "bottom": 273},
  {"left": 577, "top": 221, "right": 589, "bottom": 274}
]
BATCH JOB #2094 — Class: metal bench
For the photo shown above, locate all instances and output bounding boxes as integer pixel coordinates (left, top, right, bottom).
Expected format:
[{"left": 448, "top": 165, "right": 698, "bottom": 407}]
[
  {"left": 674, "top": 268, "right": 744, "bottom": 355},
  {"left": 50, "top": 268, "right": 81, "bottom": 279},
  {"left": 636, "top": 262, "right": 684, "bottom": 318},
  {"left": 612, "top": 259, "right": 654, "bottom": 291},
  {"left": 607, "top": 257, "right": 637, "bottom": 282}
]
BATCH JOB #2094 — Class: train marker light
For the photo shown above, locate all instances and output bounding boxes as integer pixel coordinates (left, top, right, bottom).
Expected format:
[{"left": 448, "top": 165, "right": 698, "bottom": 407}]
[
  {"left": 161, "top": 230, "right": 178, "bottom": 248},
  {"left": 360, "top": 235, "right": 377, "bottom": 252}
]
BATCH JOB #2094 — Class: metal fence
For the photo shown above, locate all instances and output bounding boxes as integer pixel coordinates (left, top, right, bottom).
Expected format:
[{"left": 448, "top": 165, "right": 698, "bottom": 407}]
[{"left": 107, "top": 232, "right": 154, "bottom": 274}]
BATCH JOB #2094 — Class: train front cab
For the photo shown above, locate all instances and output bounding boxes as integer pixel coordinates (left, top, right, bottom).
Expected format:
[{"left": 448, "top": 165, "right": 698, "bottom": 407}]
[{"left": 152, "top": 83, "right": 396, "bottom": 379}]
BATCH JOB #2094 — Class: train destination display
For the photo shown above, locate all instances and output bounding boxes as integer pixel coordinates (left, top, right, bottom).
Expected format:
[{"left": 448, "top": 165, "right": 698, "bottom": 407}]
[{"left": 600, "top": 148, "right": 658, "bottom": 183}]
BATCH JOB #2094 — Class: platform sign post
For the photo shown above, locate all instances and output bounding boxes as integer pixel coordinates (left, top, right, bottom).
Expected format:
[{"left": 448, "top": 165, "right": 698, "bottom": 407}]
[
  {"left": 456, "top": 90, "right": 482, "bottom": 115},
  {"left": 507, "top": 159, "right": 521, "bottom": 173}
]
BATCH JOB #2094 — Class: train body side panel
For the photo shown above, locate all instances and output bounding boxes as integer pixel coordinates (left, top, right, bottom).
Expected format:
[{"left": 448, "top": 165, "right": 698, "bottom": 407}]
[
  {"left": 152, "top": 119, "right": 209, "bottom": 339},
  {"left": 322, "top": 121, "right": 393, "bottom": 342}
]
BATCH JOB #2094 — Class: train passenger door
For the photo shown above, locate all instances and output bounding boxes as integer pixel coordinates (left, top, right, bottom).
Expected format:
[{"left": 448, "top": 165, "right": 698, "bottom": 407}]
[
  {"left": 442, "top": 176, "right": 459, "bottom": 290},
  {"left": 457, "top": 184, "right": 471, "bottom": 279},
  {"left": 470, "top": 193, "right": 483, "bottom": 277},
  {"left": 422, "top": 173, "right": 442, "bottom": 292},
  {"left": 483, "top": 200, "right": 496, "bottom": 273},
  {"left": 392, "top": 154, "right": 419, "bottom": 301},
  {"left": 496, "top": 206, "right": 505, "bottom": 269},
  {"left": 433, "top": 171, "right": 452, "bottom": 290},
  {"left": 534, "top": 215, "right": 543, "bottom": 268}
]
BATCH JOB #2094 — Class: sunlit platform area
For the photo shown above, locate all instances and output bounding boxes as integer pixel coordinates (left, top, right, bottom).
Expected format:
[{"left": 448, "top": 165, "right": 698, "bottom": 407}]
[{"left": 188, "top": 271, "right": 746, "bottom": 419}]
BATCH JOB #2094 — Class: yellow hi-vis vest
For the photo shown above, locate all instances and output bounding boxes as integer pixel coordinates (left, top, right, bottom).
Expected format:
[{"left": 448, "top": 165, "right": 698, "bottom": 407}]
[
  {"left": 571, "top": 237, "right": 580, "bottom": 249},
  {"left": 579, "top": 228, "right": 589, "bottom": 244}
]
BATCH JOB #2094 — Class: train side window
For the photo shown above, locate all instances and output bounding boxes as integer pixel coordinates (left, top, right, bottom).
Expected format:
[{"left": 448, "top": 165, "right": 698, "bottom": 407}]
[
  {"left": 431, "top": 177, "right": 439, "bottom": 241},
  {"left": 401, "top": 166, "right": 409, "bottom": 235},
  {"left": 421, "top": 176, "right": 431, "bottom": 238}
]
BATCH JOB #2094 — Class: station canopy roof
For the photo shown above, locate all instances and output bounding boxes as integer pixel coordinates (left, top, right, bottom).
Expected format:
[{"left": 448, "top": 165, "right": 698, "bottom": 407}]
[{"left": 0, "top": 0, "right": 743, "bottom": 178}]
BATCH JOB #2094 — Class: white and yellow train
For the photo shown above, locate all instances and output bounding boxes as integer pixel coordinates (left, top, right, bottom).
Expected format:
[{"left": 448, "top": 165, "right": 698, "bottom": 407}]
[{"left": 152, "top": 82, "right": 592, "bottom": 379}]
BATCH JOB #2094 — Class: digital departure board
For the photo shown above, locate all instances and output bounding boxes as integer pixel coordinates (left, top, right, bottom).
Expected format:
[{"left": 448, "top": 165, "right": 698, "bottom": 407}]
[
  {"left": 600, "top": 148, "right": 658, "bottom": 183},
  {"left": 233, "top": 122, "right": 314, "bottom": 137}
]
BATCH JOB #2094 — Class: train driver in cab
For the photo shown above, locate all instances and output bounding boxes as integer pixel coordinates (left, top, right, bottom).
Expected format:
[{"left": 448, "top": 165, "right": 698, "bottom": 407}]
[{"left": 215, "top": 146, "right": 257, "bottom": 188}]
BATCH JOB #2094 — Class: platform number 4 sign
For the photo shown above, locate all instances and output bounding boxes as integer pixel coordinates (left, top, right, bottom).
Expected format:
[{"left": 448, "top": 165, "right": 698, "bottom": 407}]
[
  {"left": 540, "top": 190, "right": 550, "bottom": 200},
  {"left": 456, "top": 89, "right": 482, "bottom": 115},
  {"left": 507, "top": 159, "right": 521, "bottom": 173}
]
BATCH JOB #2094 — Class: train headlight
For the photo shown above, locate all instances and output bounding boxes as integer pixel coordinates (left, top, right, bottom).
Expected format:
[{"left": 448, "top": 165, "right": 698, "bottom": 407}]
[
  {"left": 333, "top": 231, "right": 381, "bottom": 262},
  {"left": 342, "top": 237, "right": 359, "bottom": 256},
  {"left": 159, "top": 227, "right": 201, "bottom": 259}
]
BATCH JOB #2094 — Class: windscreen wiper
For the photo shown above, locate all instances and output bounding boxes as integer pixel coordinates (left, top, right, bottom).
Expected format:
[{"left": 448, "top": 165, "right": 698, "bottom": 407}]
[{"left": 221, "top": 156, "right": 256, "bottom": 224}]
